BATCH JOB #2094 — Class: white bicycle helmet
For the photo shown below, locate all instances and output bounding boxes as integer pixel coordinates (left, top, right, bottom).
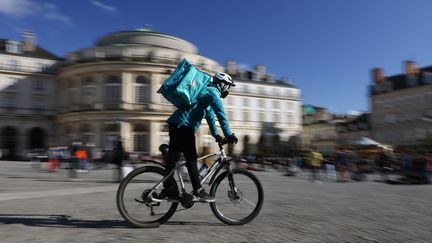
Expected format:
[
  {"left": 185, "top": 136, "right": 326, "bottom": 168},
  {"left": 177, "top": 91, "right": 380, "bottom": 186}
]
[{"left": 213, "top": 72, "right": 235, "bottom": 98}]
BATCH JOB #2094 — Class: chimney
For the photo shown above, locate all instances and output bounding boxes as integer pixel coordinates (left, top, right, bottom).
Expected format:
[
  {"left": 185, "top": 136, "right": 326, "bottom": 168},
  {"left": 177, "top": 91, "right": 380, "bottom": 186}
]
[
  {"left": 372, "top": 67, "right": 384, "bottom": 84},
  {"left": 404, "top": 60, "right": 418, "bottom": 75},
  {"left": 255, "top": 64, "right": 266, "bottom": 80},
  {"left": 226, "top": 60, "right": 237, "bottom": 75},
  {"left": 22, "top": 31, "right": 36, "bottom": 52}
]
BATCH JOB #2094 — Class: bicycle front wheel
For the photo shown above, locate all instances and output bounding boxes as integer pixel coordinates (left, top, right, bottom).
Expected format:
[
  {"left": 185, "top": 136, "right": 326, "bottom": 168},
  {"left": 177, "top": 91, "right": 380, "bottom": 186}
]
[
  {"left": 209, "top": 169, "right": 264, "bottom": 225},
  {"left": 116, "top": 166, "right": 178, "bottom": 228}
]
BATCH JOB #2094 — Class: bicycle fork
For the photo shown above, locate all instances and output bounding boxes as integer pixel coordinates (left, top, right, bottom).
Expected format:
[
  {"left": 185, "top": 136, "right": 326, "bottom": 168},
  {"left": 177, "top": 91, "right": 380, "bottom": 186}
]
[{"left": 226, "top": 166, "right": 241, "bottom": 201}]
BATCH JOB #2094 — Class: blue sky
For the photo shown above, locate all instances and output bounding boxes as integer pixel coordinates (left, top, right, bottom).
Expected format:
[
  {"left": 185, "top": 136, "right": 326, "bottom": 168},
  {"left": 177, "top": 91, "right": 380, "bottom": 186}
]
[{"left": 1, "top": 0, "right": 432, "bottom": 114}]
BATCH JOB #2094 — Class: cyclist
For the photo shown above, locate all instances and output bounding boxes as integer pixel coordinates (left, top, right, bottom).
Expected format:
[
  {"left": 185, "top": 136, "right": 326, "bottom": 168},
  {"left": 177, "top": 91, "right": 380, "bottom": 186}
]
[{"left": 158, "top": 72, "right": 238, "bottom": 202}]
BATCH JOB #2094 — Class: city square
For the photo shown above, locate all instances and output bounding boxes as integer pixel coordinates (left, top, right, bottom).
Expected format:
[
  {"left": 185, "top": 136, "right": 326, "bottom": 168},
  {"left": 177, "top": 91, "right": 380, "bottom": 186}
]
[
  {"left": 1, "top": 161, "right": 431, "bottom": 242},
  {"left": 1, "top": 1, "right": 432, "bottom": 242}
]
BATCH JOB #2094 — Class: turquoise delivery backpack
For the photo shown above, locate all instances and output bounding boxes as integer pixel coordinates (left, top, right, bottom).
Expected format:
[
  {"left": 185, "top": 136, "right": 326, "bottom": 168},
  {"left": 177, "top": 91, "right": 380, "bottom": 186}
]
[{"left": 157, "top": 59, "right": 212, "bottom": 108}]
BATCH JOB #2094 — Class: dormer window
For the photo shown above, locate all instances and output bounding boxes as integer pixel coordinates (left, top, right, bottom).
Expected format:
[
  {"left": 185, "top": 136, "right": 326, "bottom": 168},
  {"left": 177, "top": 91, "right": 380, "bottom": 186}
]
[{"left": 6, "top": 41, "right": 23, "bottom": 54}]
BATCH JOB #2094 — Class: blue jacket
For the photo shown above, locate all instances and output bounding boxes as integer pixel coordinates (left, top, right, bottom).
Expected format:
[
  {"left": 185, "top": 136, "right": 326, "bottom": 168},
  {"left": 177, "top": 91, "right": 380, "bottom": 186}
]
[{"left": 167, "top": 85, "right": 233, "bottom": 137}]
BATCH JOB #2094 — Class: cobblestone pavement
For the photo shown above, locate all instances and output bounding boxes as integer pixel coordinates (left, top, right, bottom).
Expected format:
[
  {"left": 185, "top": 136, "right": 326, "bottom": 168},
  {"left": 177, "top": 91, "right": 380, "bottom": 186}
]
[{"left": 0, "top": 161, "right": 431, "bottom": 243}]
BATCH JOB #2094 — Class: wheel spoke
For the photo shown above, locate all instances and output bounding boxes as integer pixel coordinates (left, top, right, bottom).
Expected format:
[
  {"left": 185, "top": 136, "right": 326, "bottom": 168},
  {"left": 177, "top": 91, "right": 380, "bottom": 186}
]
[{"left": 116, "top": 166, "right": 179, "bottom": 228}]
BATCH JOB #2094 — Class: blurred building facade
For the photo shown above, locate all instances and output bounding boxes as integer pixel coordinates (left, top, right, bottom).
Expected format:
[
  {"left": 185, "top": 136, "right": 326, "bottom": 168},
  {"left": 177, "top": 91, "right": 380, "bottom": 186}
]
[
  {"left": 370, "top": 61, "right": 432, "bottom": 149},
  {"left": 51, "top": 29, "right": 302, "bottom": 157},
  {"left": 0, "top": 32, "right": 61, "bottom": 159},
  {"left": 301, "top": 105, "right": 370, "bottom": 153}
]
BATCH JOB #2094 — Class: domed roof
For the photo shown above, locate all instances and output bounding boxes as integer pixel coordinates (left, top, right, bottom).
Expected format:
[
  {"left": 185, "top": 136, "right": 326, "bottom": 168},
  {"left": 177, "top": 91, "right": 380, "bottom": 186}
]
[{"left": 95, "top": 28, "right": 198, "bottom": 54}]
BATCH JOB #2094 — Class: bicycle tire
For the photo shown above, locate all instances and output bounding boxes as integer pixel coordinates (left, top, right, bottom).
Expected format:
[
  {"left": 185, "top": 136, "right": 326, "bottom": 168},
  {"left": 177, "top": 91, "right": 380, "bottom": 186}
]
[
  {"left": 116, "top": 166, "right": 178, "bottom": 228},
  {"left": 140, "top": 159, "right": 165, "bottom": 168},
  {"left": 209, "top": 168, "right": 264, "bottom": 225}
]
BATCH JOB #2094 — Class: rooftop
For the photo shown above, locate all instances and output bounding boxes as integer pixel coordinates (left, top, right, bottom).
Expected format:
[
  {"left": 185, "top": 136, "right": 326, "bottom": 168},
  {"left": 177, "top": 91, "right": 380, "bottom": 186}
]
[{"left": 0, "top": 38, "right": 60, "bottom": 60}]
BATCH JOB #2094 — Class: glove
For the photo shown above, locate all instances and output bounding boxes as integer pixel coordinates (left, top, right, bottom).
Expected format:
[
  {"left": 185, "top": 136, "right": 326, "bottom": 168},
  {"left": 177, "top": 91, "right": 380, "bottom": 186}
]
[
  {"left": 227, "top": 133, "right": 238, "bottom": 144},
  {"left": 214, "top": 134, "right": 224, "bottom": 144}
]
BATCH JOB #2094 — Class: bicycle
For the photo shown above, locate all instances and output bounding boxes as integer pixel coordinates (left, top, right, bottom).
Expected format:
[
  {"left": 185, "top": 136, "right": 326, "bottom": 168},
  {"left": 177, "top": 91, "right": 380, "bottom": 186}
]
[{"left": 116, "top": 140, "right": 264, "bottom": 228}]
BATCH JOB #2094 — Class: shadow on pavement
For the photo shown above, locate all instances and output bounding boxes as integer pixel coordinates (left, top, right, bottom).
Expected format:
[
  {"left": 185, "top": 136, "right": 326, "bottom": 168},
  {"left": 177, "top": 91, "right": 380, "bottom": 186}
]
[
  {"left": 0, "top": 214, "right": 128, "bottom": 228},
  {"left": 0, "top": 214, "right": 226, "bottom": 228},
  {"left": 165, "top": 221, "right": 225, "bottom": 226}
]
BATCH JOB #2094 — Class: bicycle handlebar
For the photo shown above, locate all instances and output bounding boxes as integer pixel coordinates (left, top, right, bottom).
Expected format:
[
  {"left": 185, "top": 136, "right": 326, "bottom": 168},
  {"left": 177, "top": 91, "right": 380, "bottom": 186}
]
[{"left": 217, "top": 138, "right": 230, "bottom": 147}]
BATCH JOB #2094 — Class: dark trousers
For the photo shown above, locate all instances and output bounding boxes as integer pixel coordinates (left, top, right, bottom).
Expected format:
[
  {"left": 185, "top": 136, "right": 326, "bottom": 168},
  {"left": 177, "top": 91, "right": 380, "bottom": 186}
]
[{"left": 164, "top": 124, "right": 201, "bottom": 192}]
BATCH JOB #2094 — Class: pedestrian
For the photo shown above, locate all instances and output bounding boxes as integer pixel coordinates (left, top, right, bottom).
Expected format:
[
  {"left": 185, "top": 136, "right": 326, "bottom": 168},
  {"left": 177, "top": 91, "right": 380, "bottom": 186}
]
[
  {"left": 308, "top": 148, "right": 323, "bottom": 182},
  {"left": 75, "top": 145, "right": 88, "bottom": 172},
  {"left": 112, "top": 137, "right": 124, "bottom": 182},
  {"left": 325, "top": 156, "right": 337, "bottom": 181},
  {"left": 47, "top": 147, "right": 59, "bottom": 172},
  {"left": 335, "top": 149, "right": 349, "bottom": 182},
  {"left": 155, "top": 72, "right": 238, "bottom": 202}
]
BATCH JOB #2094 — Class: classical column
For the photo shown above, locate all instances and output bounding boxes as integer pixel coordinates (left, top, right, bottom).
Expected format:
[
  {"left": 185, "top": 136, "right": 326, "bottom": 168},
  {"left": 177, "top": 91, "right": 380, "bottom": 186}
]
[
  {"left": 149, "top": 121, "right": 161, "bottom": 156},
  {"left": 150, "top": 73, "right": 162, "bottom": 104},
  {"left": 122, "top": 72, "right": 133, "bottom": 107},
  {"left": 120, "top": 121, "right": 132, "bottom": 152}
]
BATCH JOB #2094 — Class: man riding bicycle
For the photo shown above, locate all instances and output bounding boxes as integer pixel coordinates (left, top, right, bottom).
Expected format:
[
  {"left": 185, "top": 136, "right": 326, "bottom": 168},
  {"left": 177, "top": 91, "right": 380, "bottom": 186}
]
[{"left": 157, "top": 72, "right": 238, "bottom": 203}]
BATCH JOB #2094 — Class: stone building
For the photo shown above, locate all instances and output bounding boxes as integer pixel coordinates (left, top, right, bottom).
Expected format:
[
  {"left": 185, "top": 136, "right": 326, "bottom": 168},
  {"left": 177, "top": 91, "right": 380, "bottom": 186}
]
[
  {"left": 0, "top": 32, "right": 61, "bottom": 159},
  {"left": 54, "top": 29, "right": 302, "bottom": 157},
  {"left": 301, "top": 105, "right": 370, "bottom": 154},
  {"left": 370, "top": 60, "right": 432, "bottom": 148}
]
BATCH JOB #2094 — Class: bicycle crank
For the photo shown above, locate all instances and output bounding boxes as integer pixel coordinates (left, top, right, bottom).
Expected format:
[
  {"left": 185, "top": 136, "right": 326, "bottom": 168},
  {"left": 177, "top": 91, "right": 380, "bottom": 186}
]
[{"left": 180, "top": 193, "right": 195, "bottom": 209}]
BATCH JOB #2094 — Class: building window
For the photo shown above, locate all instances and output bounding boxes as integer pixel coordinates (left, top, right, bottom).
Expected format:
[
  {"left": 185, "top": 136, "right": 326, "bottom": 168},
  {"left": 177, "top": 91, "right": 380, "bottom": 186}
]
[
  {"left": 273, "top": 113, "right": 279, "bottom": 123},
  {"left": 83, "top": 86, "right": 96, "bottom": 104},
  {"left": 133, "top": 124, "right": 149, "bottom": 153},
  {"left": 6, "top": 41, "right": 22, "bottom": 53},
  {"left": 4, "top": 95, "right": 17, "bottom": 108},
  {"left": 243, "top": 111, "right": 249, "bottom": 121},
  {"left": 32, "top": 97, "right": 44, "bottom": 109},
  {"left": 134, "top": 75, "right": 150, "bottom": 103},
  {"left": 33, "top": 80, "right": 46, "bottom": 91},
  {"left": 259, "top": 112, "right": 265, "bottom": 122},
  {"left": 105, "top": 75, "right": 121, "bottom": 102},
  {"left": 83, "top": 77, "right": 96, "bottom": 105},
  {"left": 273, "top": 100, "right": 279, "bottom": 109},
  {"left": 287, "top": 101, "right": 294, "bottom": 110},
  {"left": 287, "top": 113, "right": 294, "bottom": 124},
  {"left": 69, "top": 87, "right": 80, "bottom": 105},
  {"left": 104, "top": 123, "right": 120, "bottom": 133},
  {"left": 258, "top": 99, "right": 265, "bottom": 108},
  {"left": 103, "top": 123, "right": 120, "bottom": 148}
]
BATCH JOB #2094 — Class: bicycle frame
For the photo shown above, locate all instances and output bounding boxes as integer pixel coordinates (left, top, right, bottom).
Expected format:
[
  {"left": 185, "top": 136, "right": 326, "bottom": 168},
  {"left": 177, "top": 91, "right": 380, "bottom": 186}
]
[{"left": 148, "top": 144, "right": 231, "bottom": 196}]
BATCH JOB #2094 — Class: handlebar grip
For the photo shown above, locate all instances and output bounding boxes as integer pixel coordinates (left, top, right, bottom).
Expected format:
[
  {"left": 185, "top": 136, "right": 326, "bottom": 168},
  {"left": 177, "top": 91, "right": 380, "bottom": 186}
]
[{"left": 218, "top": 138, "right": 229, "bottom": 146}]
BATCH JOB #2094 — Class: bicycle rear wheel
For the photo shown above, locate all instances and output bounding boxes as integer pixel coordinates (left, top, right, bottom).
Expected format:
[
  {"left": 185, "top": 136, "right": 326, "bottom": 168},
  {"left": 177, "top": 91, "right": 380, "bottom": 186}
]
[
  {"left": 209, "top": 169, "right": 264, "bottom": 225},
  {"left": 116, "top": 166, "right": 178, "bottom": 228}
]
